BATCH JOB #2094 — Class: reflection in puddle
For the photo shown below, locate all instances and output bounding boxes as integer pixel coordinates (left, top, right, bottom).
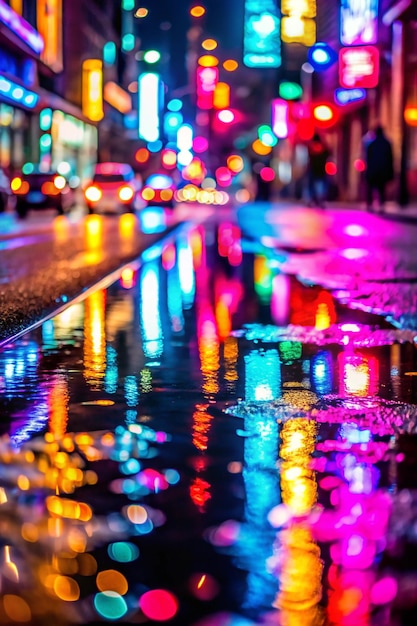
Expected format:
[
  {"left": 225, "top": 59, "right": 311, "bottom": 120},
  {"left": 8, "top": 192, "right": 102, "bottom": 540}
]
[{"left": 0, "top": 220, "right": 417, "bottom": 624}]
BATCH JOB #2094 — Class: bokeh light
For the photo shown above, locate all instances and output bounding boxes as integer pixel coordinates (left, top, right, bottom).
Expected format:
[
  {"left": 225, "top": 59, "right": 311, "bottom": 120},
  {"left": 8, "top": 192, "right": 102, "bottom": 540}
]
[
  {"left": 94, "top": 591, "right": 128, "bottom": 620},
  {"left": 223, "top": 59, "right": 238, "bottom": 71},
  {"left": 139, "top": 589, "right": 179, "bottom": 621},
  {"left": 190, "top": 5, "right": 206, "bottom": 17}
]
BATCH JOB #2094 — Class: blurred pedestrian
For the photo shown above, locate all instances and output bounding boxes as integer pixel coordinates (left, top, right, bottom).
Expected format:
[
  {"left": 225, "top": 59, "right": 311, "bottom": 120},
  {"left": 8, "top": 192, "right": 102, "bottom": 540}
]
[
  {"left": 365, "top": 125, "right": 394, "bottom": 211},
  {"left": 307, "top": 133, "right": 330, "bottom": 208}
]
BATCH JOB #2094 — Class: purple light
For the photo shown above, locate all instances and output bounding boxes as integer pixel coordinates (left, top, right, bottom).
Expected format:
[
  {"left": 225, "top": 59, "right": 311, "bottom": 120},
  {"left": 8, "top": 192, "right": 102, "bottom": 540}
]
[
  {"left": 344, "top": 224, "right": 367, "bottom": 237},
  {"left": 0, "top": 0, "right": 44, "bottom": 54}
]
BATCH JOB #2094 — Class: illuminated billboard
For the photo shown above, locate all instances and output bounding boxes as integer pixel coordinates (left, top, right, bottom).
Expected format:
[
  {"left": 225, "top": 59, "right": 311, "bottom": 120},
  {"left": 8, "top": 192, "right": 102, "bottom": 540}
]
[
  {"left": 340, "top": 0, "right": 379, "bottom": 46},
  {"left": 82, "top": 59, "right": 103, "bottom": 122},
  {"left": 339, "top": 46, "right": 379, "bottom": 89},
  {"left": 243, "top": 0, "right": 281, "bottom": 68},
  {"left": 138, "top": 72, "right": 161, "bottom": 142}
]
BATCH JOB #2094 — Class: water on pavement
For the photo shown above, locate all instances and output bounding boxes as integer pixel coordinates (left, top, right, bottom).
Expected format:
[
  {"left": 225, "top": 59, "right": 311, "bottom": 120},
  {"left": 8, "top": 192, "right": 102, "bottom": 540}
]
[{"left": 0, "top": 214, "right": 417, "bottom": 625}]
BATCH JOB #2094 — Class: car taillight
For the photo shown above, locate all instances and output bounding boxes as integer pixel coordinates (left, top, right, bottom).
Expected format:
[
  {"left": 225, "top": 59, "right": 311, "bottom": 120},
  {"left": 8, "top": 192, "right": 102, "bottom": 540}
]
[
  {"left": 85, "top": 186, "right": 102, "bottom": 202},
  {"left": 41, "top": 181, "right": 60, "bottom": 195},
  {"left": 141, "top": 187, "right": 155, "bottom": 201},
  {"left": 11, "top": 177, "right": 29, "bottom": 194},
  {"left": 160, "top": 189, "right": 173, "bottom": 201},
  {"left": 118, "top": 185, "right": 134, "bottom": 201}
]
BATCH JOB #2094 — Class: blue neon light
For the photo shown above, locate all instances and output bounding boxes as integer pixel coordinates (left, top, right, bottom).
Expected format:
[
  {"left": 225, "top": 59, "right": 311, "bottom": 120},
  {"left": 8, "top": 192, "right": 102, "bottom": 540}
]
[
  {"left": 335, "top": 88, "right": 367, "bottom": 106},
  {"left": 308, "top": 42, "right": 337, "bottom": 72},
  {"left": 0, "top": 75, "right": 38, "bottom": 109},
  {"left": 243, "top": 0, "right": 281, "bottom": 68}
]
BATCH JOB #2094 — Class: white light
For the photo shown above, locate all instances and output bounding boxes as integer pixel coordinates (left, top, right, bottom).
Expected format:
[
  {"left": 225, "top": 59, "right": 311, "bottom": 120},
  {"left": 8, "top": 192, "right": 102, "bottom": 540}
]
[
  {"left": 176, "top": 124, "right": 193, "bottom": 151},
  {"left": 139, "top": 73, "right": 161, "bottom": 142},
  {"left": 177, "top": 150, "right": 193, "bottom": 166}
]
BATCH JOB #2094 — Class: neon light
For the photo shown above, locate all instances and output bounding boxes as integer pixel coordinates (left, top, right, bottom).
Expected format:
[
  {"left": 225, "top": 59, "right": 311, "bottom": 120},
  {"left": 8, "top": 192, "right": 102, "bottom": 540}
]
[
  {"left": 138, "top": 72, "right": 161, "bottom": 142},
  {"left": 340, "top": 0, "right": 378, "bottom": 46},
  {"left": 82, "top": 59, "right": 103, "bottom": 122},
  {"left": 271, "top": 98, "right": 289, "bottom": 138},
  {"left": 177, "top": 124, "right": 193, "bottom": 151},
  {"left": 104, "top": 81, "right": 132, "bottom": 114},
  {"left": 281, "top": 0, "right": 316, "bottom": 46},
  {"left": 339, "top": 46, "right": 379, "bottom": 89},
  {"left": 103, "top": 41, "right": 116, "bottom": 65},
  {"left": 213, "top": 82, "right": 230, "bottom": 109},
  {"left": 196, "top": 66, "right": 218, "bottom": 110},
  {"left": 37, "top": 0, "right": 62, "bottom": 71},
  {"left": 308, "top": 42, "right": 338, "bottom": 71},
  {"left": 335, "top": 88, "right": 366, "bottom": 106},
  {"left": 243, "top": 0, "right": 281, "bottom": 68},
  {"left": 0, "top": 74, "right": 39, "bottom": 109},
  {"left": 0, "top": 0, "right": 44, "bottom": 54}
]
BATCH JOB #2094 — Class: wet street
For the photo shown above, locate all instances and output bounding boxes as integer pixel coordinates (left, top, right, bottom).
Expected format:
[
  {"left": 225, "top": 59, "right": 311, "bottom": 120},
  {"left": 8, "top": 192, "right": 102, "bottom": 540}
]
[{"left": 1, "top": 204, "right": 417, "bottom": 625}]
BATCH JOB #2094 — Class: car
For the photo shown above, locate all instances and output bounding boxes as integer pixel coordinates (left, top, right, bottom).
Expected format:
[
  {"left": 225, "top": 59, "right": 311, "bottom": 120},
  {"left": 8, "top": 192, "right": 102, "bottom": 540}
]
[
  {"left": 84, "top": 162, "right": 142, "bottom": 214},
  {"left": 0, "top": 168, "right": 11, "bottom": 212},
  {"left": 141, "top": 173, "right": 176, "bottom": 208},
  {"left": 11, "top": 167, "right": 75, "bottom": 218}
]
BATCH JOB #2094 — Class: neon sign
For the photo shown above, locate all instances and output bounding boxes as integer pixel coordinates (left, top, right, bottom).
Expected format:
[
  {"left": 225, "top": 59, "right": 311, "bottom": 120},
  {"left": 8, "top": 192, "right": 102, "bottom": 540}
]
[
  {"left": 334, "top": 87, "right": 367, "bottom": 106},
  {"left": 0, "top": 0, "right": 44, "bottom": 54},
  {"left": 243, "top": 0, "right": 281, "bottom": 68},
  {"left": 271, "top": 98, "right": 289, "bottom": 139},
  {"left": 0, "top": 74, "right": 38, "bottom": 108},
  {"left": 339, "top": 46, "right": 379, "bottom": 89},
  {"left": 281, "top": 0, "right": 316, "bottom": 46},
  {"left": 340, "top": 0, "right": 379, "bottom": 46},
  {"left": 138, "top": 72, "right": 161, "bottom": 142},
  {"left": 196, "top": 65, "right": 218, "bottom": 110},
  {"left": 82, "top": 59, "right": 103, "bottom": 122}
]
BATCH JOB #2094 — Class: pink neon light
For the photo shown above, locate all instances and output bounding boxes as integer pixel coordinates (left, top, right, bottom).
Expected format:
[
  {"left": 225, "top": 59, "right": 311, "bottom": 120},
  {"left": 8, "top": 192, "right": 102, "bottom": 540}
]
[
  {"left": 0, "top": 0, "right": 44, "bottom": 54},
  {"left": 271, "top": 98, "right": 289, "bottom": 138},
  {"left": 339, "top": 46, "right": 379, "bottom": 89}
]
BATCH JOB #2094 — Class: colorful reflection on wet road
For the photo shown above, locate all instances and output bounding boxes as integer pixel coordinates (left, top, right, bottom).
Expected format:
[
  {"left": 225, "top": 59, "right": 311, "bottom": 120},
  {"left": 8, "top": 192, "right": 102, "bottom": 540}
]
[{"left": 0, "top": 218, "right": 417, "bottom": 625}]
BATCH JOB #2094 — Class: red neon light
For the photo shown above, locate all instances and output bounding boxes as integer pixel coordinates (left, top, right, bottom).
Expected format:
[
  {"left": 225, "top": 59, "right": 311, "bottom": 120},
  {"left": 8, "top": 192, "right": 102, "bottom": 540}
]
[{"left": 339, "top": 46, "right": 379, "bottom": 89}]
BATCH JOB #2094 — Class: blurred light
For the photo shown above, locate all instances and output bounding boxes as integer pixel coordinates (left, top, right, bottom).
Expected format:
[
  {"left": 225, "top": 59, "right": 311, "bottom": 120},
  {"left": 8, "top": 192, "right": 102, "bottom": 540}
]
[
  {"left": 223, "top": 59, "right": 238, "bottom": 71},
  {"left": 340, "top": 0, "right": 378, "bottom": 46},
  {"left": 308, "top": 42, "right": 337, "bottom": 71},
  {"left": 227, "top": 155, "right": 244, "bottom": 173},
  {"left": 177, "top": 124, "right": 193, "bottom": 151},
  {"left": 344, "top": 224, "right": 366, "bottom": 237},
  {"left": 260, "top": 166, "right": 275, "bottom": 182},
  {"left": 144, "top": 50, "right": 161, "bottom": 63},
  {"left": 216, "top": 166, "right": 232, "bottom": 187},
  {"left": 244, "top": 0, "right": 281, "bottom": 68},
  {"left": 138, "top": 72, "right": 161, "bottom": 142},
  {"left": 177, "top": 150, "right": 193, "bottom": 166},
  {"left": 40, "top": 108, "right": 52, "bottom": 131},
  {"left": 82, "top": 59, "right": 103, "bottom": 122},
  {"left": 405, "top": 106, "right": 417, "bottom": 126},
  {"left": 122, "top": 0, "right": 135, "bottom": 8},
  {"left": 103, "top": 41, "right": 116, "bottom": 65},
  {"left": 236, "top": 188, "right": 250, "bottom": 203},
  {"left": 281, "top": 16, "right": 316, "bottom": 46},
  {"left": 258, "top": 124, "right": 278, "bottom": 147},
  {"left": 135, "top": 7, "right": 148, "bottom": 18},
  {"left": 190, "top": 5, "right": 206, "bottom": 17},
  {"left": 167, "top": 98, "right": 183, "bottom": 111},
  {"left": 213, "top": 82, "right": 230, "bottom": 109},
  {"left": 162, "top": 149, "right": 177, "bottom": 169},
  {"left": 325, "top": 162, "right": 337, "bottom": 175},
  {"left": 127, "top": 81, "right": 138, "bottom": 93},
  {"left": 135, "top": 147, "right": 150, "bottom": 163},
  {"left": 139, "top": 590, "right": 178, "bottom": 621},
  {"left": 196, "top": 66, "right": 218, "bottom": 109},
  {"left": 272, "top": 98, "right": 289, "bottom": 138},
  {"left": 339, "top": 46, "right": 379, "bottom": 89},
  {"left": 104, "top": 81, "right": 132, "bottom": 114},
  {"left": 147, "top": 139, "right": 163, "bottom": 152},
  {"left": 312, "top": 102, "right": 338, "bottom": 128},
  {"left": 279, "top": 81, "right": 303, "bottom": 100},
  {"left": 354, "top": 158, "right": 366, "bottom": 172},
  {"left": 122, "top": 33, "right": 135, "bottom": 52},
  {"left": 335, "top": 87, "right": 366, "bottom": 106},
  {"left": 252, "top": 139, "right": 272, "bottom": 156},
  {"left": 164, "top": 112, "right": 183, "bottom": 136},
  {"left": 94, "top": 592, "right": 127, "bottom": 620},
  {"left": 0, "top": 75, "right": 39, "bottom": 109},
  {"left": 198, "top": 54, "right": 219, "bottom": 68},
  {"left": 202, "top": 38, "right": 217, "bottom": 50},
  {"left": 217, "top": 109, "right": 234, "bottom": 123},
  {"left": 193, "top": 136, "right": 208, "bottom": 153},
  {"left": 201, "top": 176, "right": 216, "bottom": 189}
]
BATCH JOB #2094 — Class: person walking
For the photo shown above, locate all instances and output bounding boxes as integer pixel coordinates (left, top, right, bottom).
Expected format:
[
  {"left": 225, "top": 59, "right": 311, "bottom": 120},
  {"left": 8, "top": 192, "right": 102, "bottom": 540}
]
[
  {"left": 365, "top": 125, "right": 394, "bottom": 211},
  {"left": 307, "top": 133, "right": 330, "bottom": 208}
]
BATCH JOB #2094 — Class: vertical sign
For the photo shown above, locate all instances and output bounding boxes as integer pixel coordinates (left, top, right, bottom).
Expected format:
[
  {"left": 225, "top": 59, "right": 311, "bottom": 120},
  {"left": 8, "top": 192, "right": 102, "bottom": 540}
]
[
  {"left": 243, "top": 0, "right": 281, "bottom": 68},
  {"left": 281, "top": 0, "right": 316, "bottom": 46},
  {"left": 37, "top": 0, "right": 63, "bottom": 72},
  {"left": 82, "top": 59, "right": 104, "bottom": 122},
  {"left": 138, "top": 72, "right": 161, "bottom": 142},
  {"left": 272, "top": 98, "right": 289, "bottom": 138},
  {"left": 340, "top": 0, "right": 379, "bottom": 46}
]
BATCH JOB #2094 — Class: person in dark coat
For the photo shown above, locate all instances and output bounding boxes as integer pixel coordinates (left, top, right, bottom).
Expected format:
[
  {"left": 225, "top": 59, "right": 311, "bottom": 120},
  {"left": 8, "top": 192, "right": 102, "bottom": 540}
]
[
  {"left": 307, "top": 133, "right": 330, "bottom": 207},
  {"left": 365, "top": 125, "right": 394, "bottom": 210}
]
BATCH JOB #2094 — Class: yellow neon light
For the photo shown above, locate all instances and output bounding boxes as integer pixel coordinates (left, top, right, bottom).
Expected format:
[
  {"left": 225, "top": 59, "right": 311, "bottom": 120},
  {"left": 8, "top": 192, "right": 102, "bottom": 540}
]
[
  {"left": 213, "top": 82, "right": 230, "bottom": 109},
  {"left": 281, "top": 16, "right": 316, "bottom": 46},
  {"left": 10, "top": 0, "right": 23, "bottom": 15},
  {"left": 37, "top": 0, "right": 63, "bottom": 72},
  {"left": 281, "top": 0, "right": 316, "bottom": 18},
  {"left": 82, "top": 60, "right": 104, "bottom": 122}
]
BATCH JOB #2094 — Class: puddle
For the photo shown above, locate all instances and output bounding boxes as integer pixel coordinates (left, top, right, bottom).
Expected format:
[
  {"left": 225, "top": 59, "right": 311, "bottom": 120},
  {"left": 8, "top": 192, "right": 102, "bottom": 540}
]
[{"left": 0, "top": 220, "right": 417, "bottom": 624}]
